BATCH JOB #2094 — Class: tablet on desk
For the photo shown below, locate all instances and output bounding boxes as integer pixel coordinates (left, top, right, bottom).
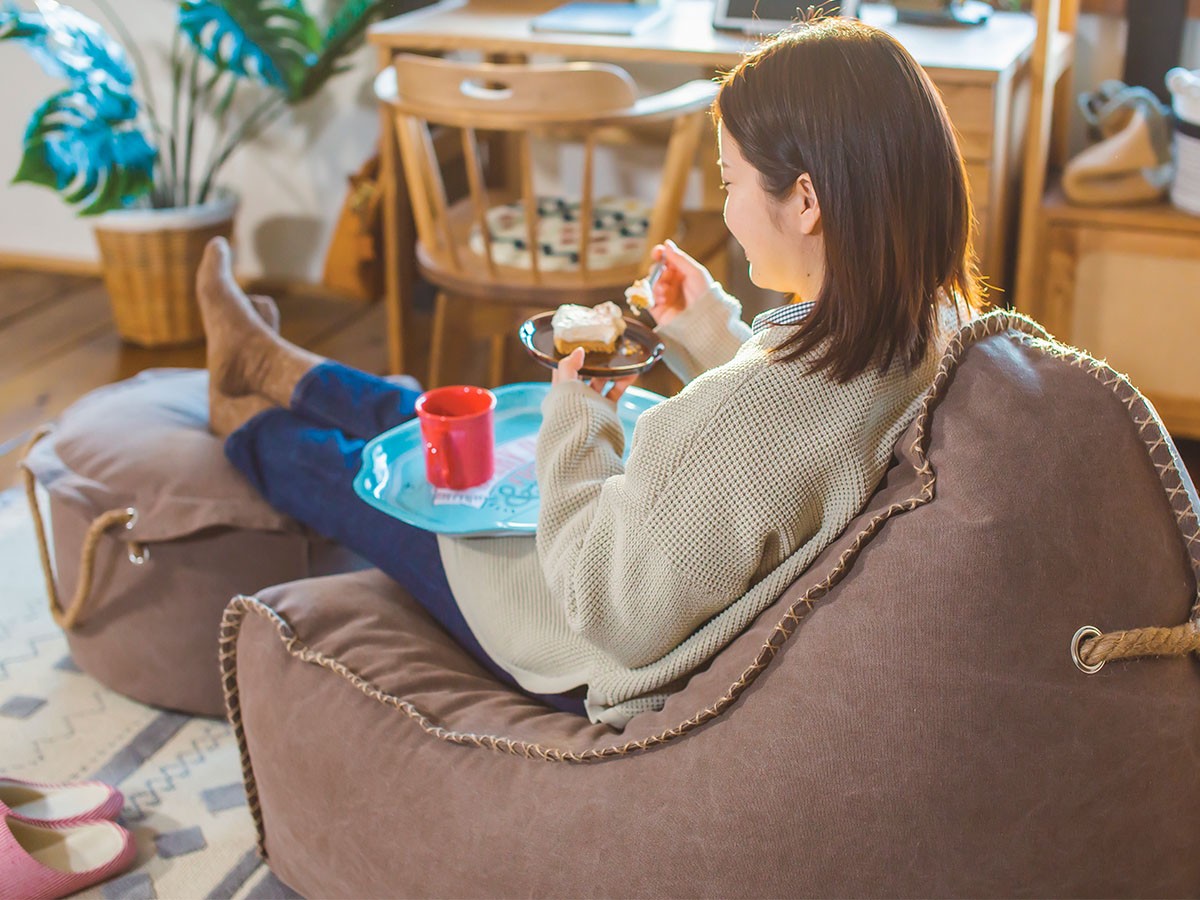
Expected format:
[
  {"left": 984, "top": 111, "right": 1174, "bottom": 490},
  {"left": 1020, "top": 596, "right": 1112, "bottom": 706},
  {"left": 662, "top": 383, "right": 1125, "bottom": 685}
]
[
  {"left": 713, "top": 0, "right": 859, "bottom": 34},
  {"left": 530, "top": 2, "right": 670, "bottom": 36}
]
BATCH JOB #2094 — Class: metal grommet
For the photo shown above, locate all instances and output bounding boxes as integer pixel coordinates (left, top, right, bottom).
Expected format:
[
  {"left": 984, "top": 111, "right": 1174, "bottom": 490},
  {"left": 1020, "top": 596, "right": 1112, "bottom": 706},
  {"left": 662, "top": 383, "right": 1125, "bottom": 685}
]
[
  {"left": 124, "top": 507, "right": 138, "bottom": 530},
  {"left": 1071, "top": 625, "right": 1105, "bottom": 674},
  {"left": 128, "top": 543, "right": 149, "bottom": 566}
]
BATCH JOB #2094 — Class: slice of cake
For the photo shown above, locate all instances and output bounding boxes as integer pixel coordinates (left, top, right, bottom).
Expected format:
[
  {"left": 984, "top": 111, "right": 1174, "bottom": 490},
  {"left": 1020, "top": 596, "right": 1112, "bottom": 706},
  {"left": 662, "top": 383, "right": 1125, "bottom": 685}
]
[
  {"left": 624, "top": 276, "right": 653, "bottom": 311},
  {"left": 552, "top": 301, "right": 626, "bottom": 355}
]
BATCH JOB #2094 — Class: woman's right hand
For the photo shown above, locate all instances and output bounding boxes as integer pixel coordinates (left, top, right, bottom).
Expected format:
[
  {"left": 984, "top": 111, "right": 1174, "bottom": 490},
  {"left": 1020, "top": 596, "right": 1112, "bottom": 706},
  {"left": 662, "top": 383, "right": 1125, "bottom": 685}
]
[{"left": 648, "top": 240, "right": 714, "bottom": 328}]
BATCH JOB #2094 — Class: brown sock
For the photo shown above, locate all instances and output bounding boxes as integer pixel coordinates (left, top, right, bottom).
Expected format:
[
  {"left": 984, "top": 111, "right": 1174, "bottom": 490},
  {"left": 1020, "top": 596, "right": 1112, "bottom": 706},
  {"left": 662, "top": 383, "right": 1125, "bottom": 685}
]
[
  {"left": 209, "top": 294, "right": 280, "bottom": 437},
  {"left": 197, "top": 237, "right": 324, "bottom": 435}
]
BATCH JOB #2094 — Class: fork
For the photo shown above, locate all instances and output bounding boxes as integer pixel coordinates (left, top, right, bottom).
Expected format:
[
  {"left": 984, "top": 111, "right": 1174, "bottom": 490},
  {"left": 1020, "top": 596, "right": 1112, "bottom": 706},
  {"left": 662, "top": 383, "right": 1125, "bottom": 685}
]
[{"left": 629, "top": 260, "right": 665, "bottom": 329}]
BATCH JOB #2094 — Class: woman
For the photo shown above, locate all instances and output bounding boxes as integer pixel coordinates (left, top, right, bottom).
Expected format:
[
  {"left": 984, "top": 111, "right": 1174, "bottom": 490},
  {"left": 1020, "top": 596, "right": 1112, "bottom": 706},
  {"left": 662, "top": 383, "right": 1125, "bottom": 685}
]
[{"left": 203, "top": 16, "right": 983, "bottom": 727}]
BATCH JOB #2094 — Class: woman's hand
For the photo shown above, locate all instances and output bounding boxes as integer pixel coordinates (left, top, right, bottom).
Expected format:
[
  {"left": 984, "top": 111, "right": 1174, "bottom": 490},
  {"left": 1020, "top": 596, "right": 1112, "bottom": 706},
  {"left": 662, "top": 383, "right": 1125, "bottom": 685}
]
[
  {"left": 552, "top": 347, "right": 636, "bottom": 402},
  {"left": 648, "top": 239, "right": 715, "bottom": 327}
]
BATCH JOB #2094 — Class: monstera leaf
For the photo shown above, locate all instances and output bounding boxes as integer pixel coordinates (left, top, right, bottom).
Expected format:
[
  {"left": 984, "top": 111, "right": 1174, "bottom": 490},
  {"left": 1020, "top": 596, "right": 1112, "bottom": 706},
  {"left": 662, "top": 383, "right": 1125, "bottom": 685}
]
[
  {"left": 25, "top": 0, "right": 133, "bottom": 89},
  {"left": 15, "top": 86, "right": 155, "bottom": 215},
  {"left": 2, "top": 1, "right": 154, "bottom": 213},
  {"left": 0, "top": 4, "right": 46, "bottom": 40},
  {"left": 288, "top": 0, "right": 368, "bottom": 100},
  {"left": 178, "top": 0, "right": 321, "bottom": 98}
]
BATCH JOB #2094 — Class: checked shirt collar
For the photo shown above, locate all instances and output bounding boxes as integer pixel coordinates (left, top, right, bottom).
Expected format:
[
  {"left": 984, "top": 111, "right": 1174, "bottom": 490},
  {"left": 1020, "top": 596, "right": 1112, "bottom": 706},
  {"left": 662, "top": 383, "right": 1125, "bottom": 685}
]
[{"left": 750, "top": 300, "right": 816, "bottom": 335}]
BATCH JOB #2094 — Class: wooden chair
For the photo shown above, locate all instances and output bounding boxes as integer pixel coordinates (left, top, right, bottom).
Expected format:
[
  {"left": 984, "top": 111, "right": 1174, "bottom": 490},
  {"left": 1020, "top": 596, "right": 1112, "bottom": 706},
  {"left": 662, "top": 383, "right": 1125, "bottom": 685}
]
[{"left": 374, "top": 53, "right": 726, "bottom": 388}]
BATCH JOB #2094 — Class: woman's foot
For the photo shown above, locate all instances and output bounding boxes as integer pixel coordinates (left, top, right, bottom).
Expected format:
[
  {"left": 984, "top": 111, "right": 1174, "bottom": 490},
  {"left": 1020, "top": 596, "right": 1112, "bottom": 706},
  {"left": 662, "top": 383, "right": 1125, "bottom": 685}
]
[
  {"left": 247, "top": 294, "right": 280, "bottom": 333},
  {"left": 198, "top": 238, "right": 282, "bottom": 399},
  {"left": 197, "top": 237, "right": 322, "bottom": 435},
  {"left": 208, "top": 294, "right": 279, "bottom": 436}
]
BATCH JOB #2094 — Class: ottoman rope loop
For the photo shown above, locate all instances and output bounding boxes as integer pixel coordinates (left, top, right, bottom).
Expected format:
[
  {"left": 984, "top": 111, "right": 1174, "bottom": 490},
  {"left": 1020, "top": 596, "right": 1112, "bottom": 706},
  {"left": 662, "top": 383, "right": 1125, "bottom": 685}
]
[
  {"left": 1074, "top": 621, "right": 1200, "bottom": 673},
  {"left": 20, "top": 426, "right": 139, "bottom": 630}
]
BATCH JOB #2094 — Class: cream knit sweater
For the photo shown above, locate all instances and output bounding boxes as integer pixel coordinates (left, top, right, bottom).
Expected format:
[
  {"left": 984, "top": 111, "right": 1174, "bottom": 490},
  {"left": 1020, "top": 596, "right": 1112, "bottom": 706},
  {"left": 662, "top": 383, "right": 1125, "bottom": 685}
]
[{"left": 438, "top": 285, "right": 947, "bottom": 726}]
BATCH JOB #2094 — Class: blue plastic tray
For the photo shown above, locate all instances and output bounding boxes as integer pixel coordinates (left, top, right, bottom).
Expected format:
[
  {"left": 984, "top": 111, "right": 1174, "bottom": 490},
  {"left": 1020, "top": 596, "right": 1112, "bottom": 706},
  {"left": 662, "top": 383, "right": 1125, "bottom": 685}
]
[{"left": 353, "top": 382, "right": 663, "bottom": 537}]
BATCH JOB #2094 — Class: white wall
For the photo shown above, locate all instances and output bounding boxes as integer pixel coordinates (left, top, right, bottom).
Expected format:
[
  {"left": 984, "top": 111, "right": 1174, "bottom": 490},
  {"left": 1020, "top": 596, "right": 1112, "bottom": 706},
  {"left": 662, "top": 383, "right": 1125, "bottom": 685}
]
[
  {"left": 0, "top": 4, "right": 1197, "bottom": 282},
  {"left": 0, "top": 0, "right": 381, "bottom": 282}
]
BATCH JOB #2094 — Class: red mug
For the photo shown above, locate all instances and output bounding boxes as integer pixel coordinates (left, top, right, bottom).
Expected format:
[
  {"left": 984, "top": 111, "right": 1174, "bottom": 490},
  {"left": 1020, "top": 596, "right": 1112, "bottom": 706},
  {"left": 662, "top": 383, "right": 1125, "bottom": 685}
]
[{"left": 415, "top": 385, "right": 496, "bottom": 490}]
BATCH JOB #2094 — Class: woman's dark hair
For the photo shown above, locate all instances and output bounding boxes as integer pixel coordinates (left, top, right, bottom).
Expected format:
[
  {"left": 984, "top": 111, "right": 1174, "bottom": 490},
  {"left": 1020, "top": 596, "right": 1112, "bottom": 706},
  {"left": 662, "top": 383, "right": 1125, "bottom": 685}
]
[{"left": 714, "top": 16, "right": 984, "bottom": 382}]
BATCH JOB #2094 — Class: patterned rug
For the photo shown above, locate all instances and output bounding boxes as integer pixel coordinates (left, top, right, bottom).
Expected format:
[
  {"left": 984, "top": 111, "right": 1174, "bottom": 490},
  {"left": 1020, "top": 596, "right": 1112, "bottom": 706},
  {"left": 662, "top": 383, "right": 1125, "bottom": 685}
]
[{"left": 0, "top": 488, "right": 300, "bottom": 900}]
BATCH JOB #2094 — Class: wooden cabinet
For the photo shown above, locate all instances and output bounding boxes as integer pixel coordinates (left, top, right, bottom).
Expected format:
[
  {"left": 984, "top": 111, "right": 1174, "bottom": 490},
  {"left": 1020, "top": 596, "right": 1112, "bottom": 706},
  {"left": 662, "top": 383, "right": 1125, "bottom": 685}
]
[{"left": 1037, "top": 190, "right": 1200, "bottom": 438}]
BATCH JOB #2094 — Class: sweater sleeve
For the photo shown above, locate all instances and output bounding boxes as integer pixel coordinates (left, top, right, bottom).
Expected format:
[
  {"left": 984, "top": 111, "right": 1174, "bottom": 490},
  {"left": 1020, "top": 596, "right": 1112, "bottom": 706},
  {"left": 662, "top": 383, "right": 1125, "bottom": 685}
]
[
  {"left": 536, "top": 368, "right": 786, "bottom": 670},
  {"left": 655, "top": 283, "right": 751, "bottom": 384}
]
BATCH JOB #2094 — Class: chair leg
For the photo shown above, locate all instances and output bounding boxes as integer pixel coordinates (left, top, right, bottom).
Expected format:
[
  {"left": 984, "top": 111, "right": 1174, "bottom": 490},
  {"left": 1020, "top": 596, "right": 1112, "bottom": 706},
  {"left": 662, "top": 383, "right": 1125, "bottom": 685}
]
[{"left": 429, "top": 291, "right": 450, "bottom": 390}]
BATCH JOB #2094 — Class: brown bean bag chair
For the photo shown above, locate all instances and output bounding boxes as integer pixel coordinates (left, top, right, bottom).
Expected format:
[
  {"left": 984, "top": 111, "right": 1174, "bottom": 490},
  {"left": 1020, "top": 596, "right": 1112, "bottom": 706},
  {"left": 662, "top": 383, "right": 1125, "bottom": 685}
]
[
  {"left": 20, "top": 369, "right": 364, "bottom": 717},
  {"left": 223, "top": 313, "right": 1200, "bottom": 897}
]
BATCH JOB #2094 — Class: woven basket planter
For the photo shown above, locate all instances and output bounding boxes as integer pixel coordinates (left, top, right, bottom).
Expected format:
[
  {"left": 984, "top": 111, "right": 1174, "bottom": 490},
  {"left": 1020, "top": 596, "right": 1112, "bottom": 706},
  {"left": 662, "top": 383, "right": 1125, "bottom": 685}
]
[{"left": 93, "top": 191, "right": 238, "bottom": 347}]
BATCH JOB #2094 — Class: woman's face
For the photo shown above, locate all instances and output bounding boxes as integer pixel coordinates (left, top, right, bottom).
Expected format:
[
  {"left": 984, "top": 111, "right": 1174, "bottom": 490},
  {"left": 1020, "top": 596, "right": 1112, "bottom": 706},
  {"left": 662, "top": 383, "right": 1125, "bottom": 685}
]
[{"left": 718, "top": 124, "right": 822, "bottom": 298}]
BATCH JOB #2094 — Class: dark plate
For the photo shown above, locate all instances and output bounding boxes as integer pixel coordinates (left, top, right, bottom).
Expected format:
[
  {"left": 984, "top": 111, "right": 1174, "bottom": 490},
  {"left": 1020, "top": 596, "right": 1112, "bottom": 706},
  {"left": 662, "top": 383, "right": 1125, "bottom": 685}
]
[{"left": 518, "top": 312, "right": 664, "bottom": 378}]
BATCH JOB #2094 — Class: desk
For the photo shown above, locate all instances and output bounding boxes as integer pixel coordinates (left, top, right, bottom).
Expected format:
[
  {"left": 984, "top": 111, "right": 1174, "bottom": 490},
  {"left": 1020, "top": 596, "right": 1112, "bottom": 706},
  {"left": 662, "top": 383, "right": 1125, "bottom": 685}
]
[{"left": 369, "top": 0, "right": 1038, "bottom": 373}]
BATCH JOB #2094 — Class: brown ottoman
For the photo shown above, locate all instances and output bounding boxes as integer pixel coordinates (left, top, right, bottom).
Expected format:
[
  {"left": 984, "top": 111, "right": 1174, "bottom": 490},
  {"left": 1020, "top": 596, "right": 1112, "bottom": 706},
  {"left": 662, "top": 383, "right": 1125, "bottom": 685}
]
[
  {"left": 225, "top": 313, "right": 1200, "bottom": 897},
  {"left": 20, "top": 368, "right": 363, "bottom": 717}
]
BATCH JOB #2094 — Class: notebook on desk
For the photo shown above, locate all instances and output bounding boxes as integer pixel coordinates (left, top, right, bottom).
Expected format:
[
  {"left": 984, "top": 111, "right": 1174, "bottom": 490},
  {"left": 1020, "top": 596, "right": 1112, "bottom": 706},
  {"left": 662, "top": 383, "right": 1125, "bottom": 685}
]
[{"left": 530, "top": 2, "right": 669, "bottom": 36}]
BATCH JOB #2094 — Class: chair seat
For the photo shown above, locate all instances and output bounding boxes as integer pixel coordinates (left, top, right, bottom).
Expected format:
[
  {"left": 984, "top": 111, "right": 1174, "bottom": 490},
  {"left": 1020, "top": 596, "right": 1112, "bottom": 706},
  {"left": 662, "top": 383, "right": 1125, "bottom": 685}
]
[{"left": 419, "top": 204, "right": 727, "bottom": 306}]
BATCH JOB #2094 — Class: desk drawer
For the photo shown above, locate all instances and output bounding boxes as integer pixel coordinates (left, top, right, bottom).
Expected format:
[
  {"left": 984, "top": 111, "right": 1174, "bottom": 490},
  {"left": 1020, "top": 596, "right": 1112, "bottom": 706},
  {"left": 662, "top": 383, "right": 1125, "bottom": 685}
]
[
  {"left": 967, "top": 161, "right": 991, "bottom": 214},
  {"left": 935, "top": 81, "right": 994, "bottom": 162}
]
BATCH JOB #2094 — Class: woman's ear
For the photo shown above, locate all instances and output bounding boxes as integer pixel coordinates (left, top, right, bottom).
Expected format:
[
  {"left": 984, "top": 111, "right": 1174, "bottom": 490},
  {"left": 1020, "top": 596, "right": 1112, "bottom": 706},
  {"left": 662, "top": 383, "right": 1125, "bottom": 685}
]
[{"left": 792, "top": 173, "right": 822, "bottom": 235}]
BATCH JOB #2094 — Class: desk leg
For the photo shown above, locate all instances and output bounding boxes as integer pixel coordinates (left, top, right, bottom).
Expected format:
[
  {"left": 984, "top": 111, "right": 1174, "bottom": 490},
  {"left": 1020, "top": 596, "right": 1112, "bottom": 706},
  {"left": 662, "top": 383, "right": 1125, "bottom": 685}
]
[
  {"left": 378, "top": 46, "right": 414, "bottom": 375},
  {"left": 1042, "top": 222, "right": 1078, "bottom": 339}
]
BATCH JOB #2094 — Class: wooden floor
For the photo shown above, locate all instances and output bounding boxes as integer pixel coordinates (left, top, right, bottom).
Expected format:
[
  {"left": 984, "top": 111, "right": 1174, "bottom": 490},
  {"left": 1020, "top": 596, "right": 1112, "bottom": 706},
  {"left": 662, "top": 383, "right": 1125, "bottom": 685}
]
[
  {"left": 0, "top": 268, "right": 402, "bottom": 489},
  {"left": 2, "top": 266, "right": 1199, "bottom": 493}
]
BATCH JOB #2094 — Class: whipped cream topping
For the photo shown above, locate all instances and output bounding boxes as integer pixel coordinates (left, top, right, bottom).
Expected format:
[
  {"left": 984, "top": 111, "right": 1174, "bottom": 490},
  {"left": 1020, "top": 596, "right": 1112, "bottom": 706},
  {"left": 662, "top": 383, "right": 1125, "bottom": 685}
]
[{"left": 551, "top": 301, "right": 626, "bottom": 345}]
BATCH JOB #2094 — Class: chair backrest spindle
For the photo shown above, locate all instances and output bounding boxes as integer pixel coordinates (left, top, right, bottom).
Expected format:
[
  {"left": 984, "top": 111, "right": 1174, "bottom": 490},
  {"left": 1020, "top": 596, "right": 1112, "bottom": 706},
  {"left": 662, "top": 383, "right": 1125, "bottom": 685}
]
[
  {"left": 642, "top": 113, "right": 706, "bottom": 269},
  {"left": 393, "top": 113, "right": 440, "bottom": 257},
  {"left": 461, "top": 127, "right": 496, "bottom": 276},
  {"left": 414, "top": 118, "right": 458, "bottom": 271},
  {"left": 578, "top": 132, "right": 597, "bottom": 275},
  {"left": 519, "top": 132, "right": 541, "bottom": 280}
]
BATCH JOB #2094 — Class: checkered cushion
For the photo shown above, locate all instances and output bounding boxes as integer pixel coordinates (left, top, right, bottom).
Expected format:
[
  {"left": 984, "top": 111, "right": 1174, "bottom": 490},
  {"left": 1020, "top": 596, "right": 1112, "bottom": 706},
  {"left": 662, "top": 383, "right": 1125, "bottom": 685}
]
[{"left": 468, "top": 195, "right": 654, "bottom": 271}]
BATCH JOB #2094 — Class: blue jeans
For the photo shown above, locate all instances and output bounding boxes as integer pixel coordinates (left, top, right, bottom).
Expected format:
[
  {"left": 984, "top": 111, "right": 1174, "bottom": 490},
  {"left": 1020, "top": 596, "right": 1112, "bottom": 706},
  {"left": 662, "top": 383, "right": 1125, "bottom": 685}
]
[{"left": 224, "top": 362, "right": 585, "bottom": 716}]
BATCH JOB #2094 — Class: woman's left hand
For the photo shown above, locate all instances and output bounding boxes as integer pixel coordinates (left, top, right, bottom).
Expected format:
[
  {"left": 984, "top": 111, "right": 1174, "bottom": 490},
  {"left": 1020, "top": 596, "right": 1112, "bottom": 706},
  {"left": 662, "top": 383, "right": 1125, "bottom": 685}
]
[{"left": 553, "top": 347, "right": 636, "bottom": 402}]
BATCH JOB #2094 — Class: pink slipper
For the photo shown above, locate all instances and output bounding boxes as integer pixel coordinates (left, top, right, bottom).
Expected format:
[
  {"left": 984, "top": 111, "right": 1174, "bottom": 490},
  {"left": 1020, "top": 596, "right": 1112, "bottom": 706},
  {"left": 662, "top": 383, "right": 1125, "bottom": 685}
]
[
  {"left": 0, "top": 777, "right": 123, "bottom": 828},
  {"left": 0, "top": 804, "right": 136, "bottom": 900}
]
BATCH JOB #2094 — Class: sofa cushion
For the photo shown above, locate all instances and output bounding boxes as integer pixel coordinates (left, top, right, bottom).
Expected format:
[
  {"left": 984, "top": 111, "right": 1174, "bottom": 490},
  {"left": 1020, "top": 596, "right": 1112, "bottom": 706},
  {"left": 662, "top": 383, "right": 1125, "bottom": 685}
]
[{"left": 27, "top": 368, "right": 299, "bottom": 543}]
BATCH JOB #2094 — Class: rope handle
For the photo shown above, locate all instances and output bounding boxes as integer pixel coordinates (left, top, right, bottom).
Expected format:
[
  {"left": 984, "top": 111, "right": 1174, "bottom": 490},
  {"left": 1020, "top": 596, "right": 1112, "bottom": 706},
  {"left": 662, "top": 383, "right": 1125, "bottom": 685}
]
[
  {"left": 19, "top": 427, "right": 147, "bottom": 630},
  {"left": 1072, "top": 621, "right": 1200, "bottom": 674}
]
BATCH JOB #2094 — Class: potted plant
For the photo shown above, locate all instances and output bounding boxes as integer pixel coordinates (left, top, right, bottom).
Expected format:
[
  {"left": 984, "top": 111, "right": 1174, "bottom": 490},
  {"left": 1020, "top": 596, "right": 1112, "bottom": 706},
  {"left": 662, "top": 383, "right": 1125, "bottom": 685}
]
[{"left": 0, "top": 0, "right": 421, "bottom": 346}]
